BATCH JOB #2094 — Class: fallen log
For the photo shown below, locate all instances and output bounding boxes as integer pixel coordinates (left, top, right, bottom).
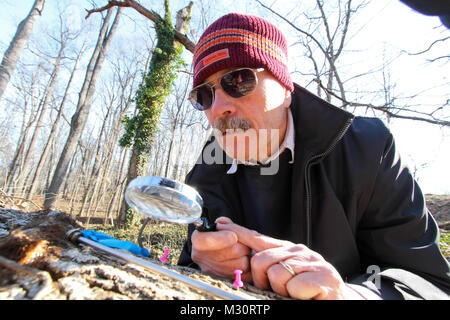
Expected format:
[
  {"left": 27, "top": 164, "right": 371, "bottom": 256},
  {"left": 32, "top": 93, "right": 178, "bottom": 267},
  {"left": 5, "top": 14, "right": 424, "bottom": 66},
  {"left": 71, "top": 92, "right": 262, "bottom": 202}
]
[{"left": 0, "top": 208, "right": 285, "bottom": 300}]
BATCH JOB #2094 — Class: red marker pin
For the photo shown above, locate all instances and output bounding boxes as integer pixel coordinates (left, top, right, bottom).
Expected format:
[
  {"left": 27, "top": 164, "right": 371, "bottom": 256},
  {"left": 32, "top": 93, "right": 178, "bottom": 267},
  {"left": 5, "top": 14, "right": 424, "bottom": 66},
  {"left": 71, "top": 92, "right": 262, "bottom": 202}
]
[{"left": 233, "top": 269, "right": 244, "bottom": 289}]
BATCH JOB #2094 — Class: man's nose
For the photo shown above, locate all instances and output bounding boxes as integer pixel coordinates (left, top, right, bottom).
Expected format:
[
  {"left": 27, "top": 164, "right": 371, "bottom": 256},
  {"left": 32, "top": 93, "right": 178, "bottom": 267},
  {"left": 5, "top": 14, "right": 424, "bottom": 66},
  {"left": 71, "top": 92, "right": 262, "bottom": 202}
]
[{"left": 209, "top": 87, "right": 236, "bottom": 118}]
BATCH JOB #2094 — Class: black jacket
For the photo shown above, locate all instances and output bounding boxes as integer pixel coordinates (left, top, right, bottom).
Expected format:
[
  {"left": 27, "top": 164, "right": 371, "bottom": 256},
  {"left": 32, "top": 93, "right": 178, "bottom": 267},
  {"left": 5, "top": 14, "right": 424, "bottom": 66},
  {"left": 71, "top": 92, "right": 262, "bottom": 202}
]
[{"left": 178, "top": 83, "right": 450, "bottom": 299}]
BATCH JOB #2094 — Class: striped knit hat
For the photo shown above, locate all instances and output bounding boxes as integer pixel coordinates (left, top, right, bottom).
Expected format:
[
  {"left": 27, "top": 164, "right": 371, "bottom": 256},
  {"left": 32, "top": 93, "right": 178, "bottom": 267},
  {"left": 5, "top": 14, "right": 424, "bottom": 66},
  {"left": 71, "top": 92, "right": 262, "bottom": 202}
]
[{"left": 192, "top": 13, "right": 293, "bottom": 92}]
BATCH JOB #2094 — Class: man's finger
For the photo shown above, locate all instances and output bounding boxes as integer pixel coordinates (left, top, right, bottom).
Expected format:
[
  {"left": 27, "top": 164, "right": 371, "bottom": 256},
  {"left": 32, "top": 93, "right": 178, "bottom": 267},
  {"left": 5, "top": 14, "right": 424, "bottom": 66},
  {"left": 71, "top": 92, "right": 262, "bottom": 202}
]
[
  {"left": 216, "top": 219, "right": 291, "bottom": 252},
  {"left": 204, "top": 242, "right": 252, "bottom": 262},
  {"left": 191, "top": 229, "right": 238, "bottom": 251},
  {"left": 267, "top": 263, "right": 292, "bottom": 296},
  {"left": 215, "top": 216, "right": 233, "bottom": 224},
  {"left": 197, "top": 254, "right": 251, "bottom": 277},
  {"left": 250, "top": 247, "right": 298, "bottom": 289},
  {"left": 286, "top": 271, "right": 326, "bottom": 300}
]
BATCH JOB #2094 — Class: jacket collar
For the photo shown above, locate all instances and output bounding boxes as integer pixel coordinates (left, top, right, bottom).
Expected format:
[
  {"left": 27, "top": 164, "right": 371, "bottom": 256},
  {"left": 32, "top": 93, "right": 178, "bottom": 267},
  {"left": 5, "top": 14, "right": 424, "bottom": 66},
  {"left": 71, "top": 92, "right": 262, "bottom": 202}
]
[{"left": 290, "top": 83, "right": 354, "bottom": 162}]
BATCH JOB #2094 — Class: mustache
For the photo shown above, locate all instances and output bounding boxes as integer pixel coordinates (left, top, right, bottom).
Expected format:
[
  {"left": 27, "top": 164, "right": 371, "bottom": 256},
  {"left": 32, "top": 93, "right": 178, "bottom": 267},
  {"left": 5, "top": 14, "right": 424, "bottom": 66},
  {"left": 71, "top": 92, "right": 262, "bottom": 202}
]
[{"left": 214, "top": 117, "right": 252, "bottom": 133}]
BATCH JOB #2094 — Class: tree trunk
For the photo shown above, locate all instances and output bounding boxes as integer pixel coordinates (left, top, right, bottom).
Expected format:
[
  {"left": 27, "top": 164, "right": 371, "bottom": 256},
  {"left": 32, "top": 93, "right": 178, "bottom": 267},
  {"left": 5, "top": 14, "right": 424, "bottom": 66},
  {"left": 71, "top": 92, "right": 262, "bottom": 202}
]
[
  {"left": 164, "top": 112, "right": 180, "bottom": 178},
  {"left": 118, "top": 1, "right": 193, "bottom": 227},
  {"left": 20, "top": 43, "right": 65, "bottom": 196},
  {"left": 44, "top": 8, "right": 122, "bottom": 210},
  {"left": 27, "top": 46, "right": 82, "bottom": 199},
  {"left": 78, "top": 102, "right": 113, "bottom": 218},
  {"left": 0, "top": 0, "right": 45, "bottom": 99},
  {"left": 108, "top": 147, "right": 130, "bottom": 225},
  {"left": 6, "top": 99, "right": 40, "bottom": 192}
]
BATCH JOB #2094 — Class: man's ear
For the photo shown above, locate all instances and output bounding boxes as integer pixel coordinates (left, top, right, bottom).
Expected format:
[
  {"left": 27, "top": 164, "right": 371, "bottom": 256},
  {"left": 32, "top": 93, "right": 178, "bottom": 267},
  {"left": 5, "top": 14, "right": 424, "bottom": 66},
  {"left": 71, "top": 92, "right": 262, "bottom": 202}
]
[{"left": 284, "top": 89, "right": 292, "bottom": 108}]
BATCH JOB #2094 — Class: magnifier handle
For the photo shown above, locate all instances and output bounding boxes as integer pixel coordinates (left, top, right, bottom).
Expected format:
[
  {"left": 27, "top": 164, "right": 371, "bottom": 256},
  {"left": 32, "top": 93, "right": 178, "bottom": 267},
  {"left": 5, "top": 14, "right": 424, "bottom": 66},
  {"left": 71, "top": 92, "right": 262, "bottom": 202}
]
[{"left": 196, "top": 216, "right": 216, "bottom": 232}]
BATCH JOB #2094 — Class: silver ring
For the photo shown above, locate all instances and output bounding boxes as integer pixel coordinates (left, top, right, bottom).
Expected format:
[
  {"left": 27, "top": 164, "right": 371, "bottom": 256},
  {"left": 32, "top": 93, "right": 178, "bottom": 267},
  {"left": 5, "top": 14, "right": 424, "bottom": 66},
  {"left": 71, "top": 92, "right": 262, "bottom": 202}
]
[{"left": 279, "top": 261, "right": 296, "bottom": 276}]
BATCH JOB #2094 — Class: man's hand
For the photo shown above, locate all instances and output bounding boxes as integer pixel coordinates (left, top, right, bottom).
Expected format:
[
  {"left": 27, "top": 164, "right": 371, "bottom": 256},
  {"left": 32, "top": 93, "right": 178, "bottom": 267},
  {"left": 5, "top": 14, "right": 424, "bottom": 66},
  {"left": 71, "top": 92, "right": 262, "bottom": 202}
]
[
  {"left": 190, "top": 218, "right": 252, "bottom": 282},
  {"left": 216, "top": 217, "right": 363, "bottom": 300}
]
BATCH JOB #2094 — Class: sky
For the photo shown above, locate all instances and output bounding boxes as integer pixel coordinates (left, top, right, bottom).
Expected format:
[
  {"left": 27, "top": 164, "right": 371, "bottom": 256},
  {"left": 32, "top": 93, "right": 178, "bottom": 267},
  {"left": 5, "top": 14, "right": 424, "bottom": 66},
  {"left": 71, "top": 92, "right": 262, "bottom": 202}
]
[{"left": 0, "top": 0, "right": 449, "bottom": 194}]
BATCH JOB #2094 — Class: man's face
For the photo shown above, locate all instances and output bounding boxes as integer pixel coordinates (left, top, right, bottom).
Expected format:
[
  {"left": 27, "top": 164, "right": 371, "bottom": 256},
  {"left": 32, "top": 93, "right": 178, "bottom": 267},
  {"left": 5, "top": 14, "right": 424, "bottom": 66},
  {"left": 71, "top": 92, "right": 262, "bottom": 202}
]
[{"left": 203, "top": 68, "right": 292, "bottom": 163}]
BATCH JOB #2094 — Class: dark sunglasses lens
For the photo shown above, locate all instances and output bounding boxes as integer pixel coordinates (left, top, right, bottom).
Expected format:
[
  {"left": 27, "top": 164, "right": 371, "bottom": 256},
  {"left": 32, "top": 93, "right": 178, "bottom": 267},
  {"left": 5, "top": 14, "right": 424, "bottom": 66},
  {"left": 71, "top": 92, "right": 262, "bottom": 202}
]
[
  {"left": 221, "top": 69, "right": 257, "bottom": 98},
  {"left": 190, "top": 85, "right": 213, "bottom": 110}
]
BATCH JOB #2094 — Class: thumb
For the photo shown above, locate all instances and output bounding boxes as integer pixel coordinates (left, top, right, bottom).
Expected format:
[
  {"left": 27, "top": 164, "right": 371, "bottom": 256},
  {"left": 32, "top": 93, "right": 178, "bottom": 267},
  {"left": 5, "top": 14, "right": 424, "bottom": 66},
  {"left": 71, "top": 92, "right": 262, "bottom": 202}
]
[{"left": 216, "top": 220, "right": 292, "bottom": 252}]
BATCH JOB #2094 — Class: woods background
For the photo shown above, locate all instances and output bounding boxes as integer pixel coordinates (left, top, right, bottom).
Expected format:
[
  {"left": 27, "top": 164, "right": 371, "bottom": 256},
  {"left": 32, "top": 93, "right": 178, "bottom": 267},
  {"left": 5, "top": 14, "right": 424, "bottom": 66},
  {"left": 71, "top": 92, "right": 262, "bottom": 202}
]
[{"left": 0, "top": 0, "right": 449, "bottom": 230}]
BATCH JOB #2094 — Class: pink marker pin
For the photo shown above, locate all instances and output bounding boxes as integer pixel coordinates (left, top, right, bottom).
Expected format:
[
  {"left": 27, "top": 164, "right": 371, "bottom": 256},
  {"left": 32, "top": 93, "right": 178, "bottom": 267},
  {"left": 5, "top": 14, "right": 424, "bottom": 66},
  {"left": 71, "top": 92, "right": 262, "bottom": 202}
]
[
  {"left": 233, "top": 269, "right": 244, "bottom": 288},
  {"left": 159, "top": 249, "right": 171, "bottom": 263}
]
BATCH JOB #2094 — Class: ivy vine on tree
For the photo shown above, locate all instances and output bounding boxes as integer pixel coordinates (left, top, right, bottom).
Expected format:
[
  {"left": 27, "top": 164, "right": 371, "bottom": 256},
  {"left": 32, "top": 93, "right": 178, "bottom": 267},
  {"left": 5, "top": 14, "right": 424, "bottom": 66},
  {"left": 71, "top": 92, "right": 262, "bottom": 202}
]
[
  {"left": 120, "top": 12, "right": 185, "bottom": 158},
  {"left": 118, "top": 1, "right": 189, "bottom": 228}
]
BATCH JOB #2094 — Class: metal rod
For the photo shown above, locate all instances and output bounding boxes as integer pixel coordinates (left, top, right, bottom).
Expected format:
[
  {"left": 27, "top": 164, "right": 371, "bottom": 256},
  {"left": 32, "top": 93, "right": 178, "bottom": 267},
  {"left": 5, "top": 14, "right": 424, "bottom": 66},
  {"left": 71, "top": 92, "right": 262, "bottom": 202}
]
[
  {"left": 68, "top": 230, "right": 247, "bottom": 300},
  {"left": 137, "top": 217, "right": 151, "bottom": 248}
]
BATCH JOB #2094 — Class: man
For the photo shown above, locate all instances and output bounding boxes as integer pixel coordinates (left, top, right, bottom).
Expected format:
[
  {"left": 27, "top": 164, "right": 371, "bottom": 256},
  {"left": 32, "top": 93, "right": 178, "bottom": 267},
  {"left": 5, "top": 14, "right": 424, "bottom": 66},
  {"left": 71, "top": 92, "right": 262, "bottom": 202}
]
[{"left": 177, "top": 12, "right": 450, "bottom": 299}]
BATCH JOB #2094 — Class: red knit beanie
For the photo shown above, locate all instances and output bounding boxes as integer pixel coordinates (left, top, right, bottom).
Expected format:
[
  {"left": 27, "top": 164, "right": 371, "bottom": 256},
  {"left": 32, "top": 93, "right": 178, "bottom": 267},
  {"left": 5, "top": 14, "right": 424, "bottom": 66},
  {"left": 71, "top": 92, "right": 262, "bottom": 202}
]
[{"left": 192, "top": 13, "right": 294, "bottom": 92}]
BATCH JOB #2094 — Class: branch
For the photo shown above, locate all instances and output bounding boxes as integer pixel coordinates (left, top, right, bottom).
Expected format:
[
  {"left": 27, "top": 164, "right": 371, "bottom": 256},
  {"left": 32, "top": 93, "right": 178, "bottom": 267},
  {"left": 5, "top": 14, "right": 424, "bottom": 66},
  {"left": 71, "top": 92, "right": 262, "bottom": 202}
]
[
  {"left": 85, "top": 0, "right": 196, "bottom": 53},
  {"left": 0, "top": 188, "right": 43, "bottom": 210},
  {"left": 255, "top": 0, "right": 328, "bottom": 57},
  {"left": 316, "top": 0, "right": 333, "bottom": 53},
  {"left": 427, "top": 55, "right": 450, "bottom": 63},
  {"left": 315, "top": 79, "right": 450, "bottom": 126},
  {"left": 335, "top": 0, "right": 352, "bottom": 58},
  {"left": 257, "top": 0, "right": 348, "bottom": 106},
  {"left": 85, "top": 1, "right": 129, "bottom": 19},
  {"left": 403, "top": 36, "right": 450, "bottom": 56}
]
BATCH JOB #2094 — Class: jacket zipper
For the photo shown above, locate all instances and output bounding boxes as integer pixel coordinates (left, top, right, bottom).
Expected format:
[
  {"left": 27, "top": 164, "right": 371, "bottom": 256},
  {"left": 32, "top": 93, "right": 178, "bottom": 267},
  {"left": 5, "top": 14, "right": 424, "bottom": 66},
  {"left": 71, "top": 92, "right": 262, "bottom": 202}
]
[{"left": 304, "top": 117, "right": 354, "bottom": 247}]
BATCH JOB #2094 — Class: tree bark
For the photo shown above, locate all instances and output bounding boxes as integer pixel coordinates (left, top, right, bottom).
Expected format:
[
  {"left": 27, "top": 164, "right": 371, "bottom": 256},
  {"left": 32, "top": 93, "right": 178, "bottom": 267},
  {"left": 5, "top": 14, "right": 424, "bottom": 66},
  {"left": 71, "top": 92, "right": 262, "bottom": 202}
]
[{"left": 0, "top": 0, "right": 45, "bottom": 99}]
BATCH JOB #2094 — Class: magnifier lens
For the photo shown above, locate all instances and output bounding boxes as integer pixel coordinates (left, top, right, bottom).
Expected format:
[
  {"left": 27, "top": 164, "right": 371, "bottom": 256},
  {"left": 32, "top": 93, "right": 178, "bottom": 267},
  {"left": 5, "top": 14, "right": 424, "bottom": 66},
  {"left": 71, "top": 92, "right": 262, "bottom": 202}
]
[{"left": 125, "top": 176, "right": 203, "bottom": 225}]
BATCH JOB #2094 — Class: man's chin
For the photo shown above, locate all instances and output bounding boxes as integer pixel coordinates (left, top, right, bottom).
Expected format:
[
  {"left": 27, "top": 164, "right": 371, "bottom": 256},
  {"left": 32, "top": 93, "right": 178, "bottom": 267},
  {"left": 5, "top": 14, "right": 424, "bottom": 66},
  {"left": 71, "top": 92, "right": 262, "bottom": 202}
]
[{"left": 214, "top": 131, "right": 258, "bottom": 163}]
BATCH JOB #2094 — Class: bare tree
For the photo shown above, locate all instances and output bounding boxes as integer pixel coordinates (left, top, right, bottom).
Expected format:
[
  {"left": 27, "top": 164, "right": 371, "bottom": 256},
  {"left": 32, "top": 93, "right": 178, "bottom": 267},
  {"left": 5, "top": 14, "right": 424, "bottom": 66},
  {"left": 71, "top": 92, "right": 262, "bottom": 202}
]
[
  {"left": 257, "top": 0, "right": 362, "bottom": 108},
  {"left": 0, "top": 0, "right": 46, "bottom": 99},
  {"left": 19, "top": 33, "right": 69, "bottom": 197},
  {"left": 161, "top": 73, "right": 211, "bottom": 180},
  {"left": 256, "top": 0, "right": 450, "bottom": 127},
  {"left": 4, "top": 63, "right": 45, "bottom": 192},
  {"left": 44, "top": 7, "right": 123, "bottom": 209},
  {"left": 27, "top": 37, "right": 87, "bottom": 200}
]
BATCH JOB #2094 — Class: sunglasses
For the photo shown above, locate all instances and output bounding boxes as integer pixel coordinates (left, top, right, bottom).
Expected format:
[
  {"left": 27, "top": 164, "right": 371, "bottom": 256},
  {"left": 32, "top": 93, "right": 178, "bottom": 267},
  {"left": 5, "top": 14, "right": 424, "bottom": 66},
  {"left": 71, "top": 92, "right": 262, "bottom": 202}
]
[{"left": 189, "top": 68, "right": 264, "bottom": 111}]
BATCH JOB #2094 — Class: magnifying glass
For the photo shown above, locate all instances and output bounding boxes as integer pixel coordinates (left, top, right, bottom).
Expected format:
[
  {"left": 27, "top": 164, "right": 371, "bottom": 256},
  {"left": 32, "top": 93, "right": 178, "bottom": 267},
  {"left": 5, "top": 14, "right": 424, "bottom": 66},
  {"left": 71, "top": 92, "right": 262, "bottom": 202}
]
[{"left": 124, "top": 176, "right": 216, "bottom": 232}]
